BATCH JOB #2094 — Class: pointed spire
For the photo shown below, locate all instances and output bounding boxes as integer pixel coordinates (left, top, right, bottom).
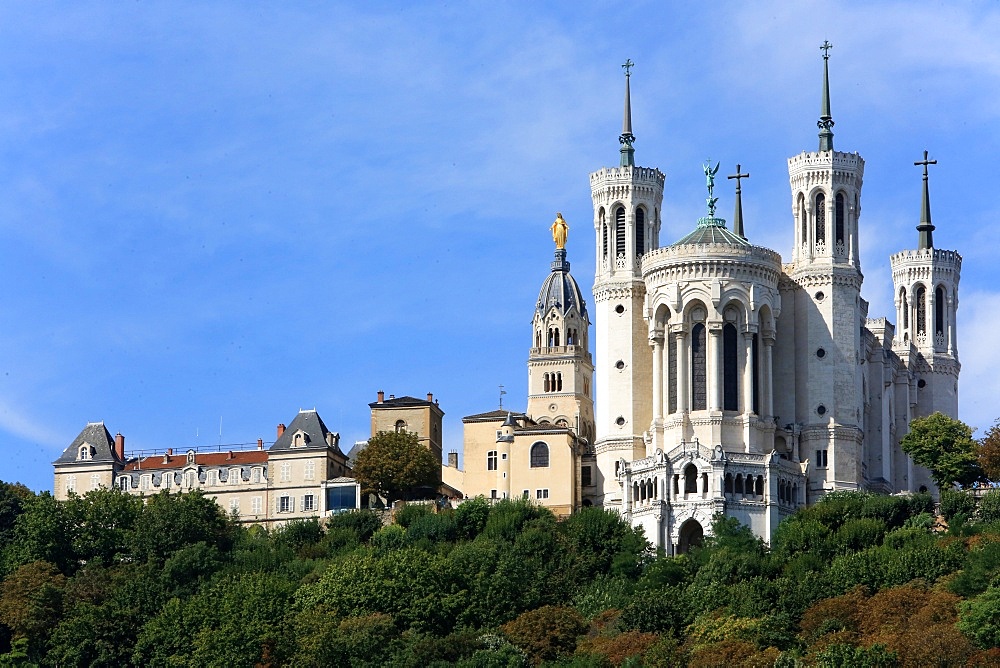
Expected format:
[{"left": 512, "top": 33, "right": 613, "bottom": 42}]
[
  {"left": 818, "top": 41, "right": 835, "bottom": 152},
  {"left": 728, "top": 164, "right": 750, "bottom": 239},
  {"left": 619, "top": 59, "right": 635, "bottom": 167},
  {"left": 915, "top": 150, "right": 938, "bottom": 249}
]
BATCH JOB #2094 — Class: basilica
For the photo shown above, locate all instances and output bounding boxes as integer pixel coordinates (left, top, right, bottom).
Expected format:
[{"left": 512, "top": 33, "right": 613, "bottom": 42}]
[{"left": 458, "top": 47, "right": 962, "bottom": 552}]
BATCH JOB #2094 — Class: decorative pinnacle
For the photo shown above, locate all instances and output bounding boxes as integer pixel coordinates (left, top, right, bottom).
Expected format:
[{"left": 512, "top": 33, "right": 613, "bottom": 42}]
[
  {"left": 619, "top": 59, "right": 635, "bottom": 167},
  {"left": 704, "top": 160, "right": 721, "bottom": 217},
  {"left": 818, "top": 40, "right": 835, "bottom": 152},
  {"left": 915, "top": 150, "right": 938, "bottom": 249},
  {"left": 728, "top": 164, "right": 750, "bottom": 239}
]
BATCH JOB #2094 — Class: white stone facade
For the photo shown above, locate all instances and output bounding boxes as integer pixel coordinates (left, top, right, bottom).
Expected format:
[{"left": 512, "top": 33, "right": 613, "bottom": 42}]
[{"left": 587, "top": 76, "right": 961, "bottom": 553}]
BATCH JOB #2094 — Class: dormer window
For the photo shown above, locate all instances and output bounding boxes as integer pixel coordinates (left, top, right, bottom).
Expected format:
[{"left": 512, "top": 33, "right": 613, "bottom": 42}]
[
  {"left": 186, "top": 450, "right": 196, "bottom": 465},
  {"left": 292, "top": 431, "right": 309, "bottom": 447},
  {"left": 78, "top": 444, "right": 94, "bottom": 460}
]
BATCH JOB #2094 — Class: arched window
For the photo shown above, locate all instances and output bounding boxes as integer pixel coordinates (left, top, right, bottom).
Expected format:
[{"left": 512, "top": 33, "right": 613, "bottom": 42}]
[
  {"left": 543, "top": 373, "right": 550, "bottom": 392},
  {"left": 635, "top": 207, "right": 645, "bottom": 256},
  {"left": 815, "top": 192, "right": 826, "bottom": 245},
  {"left": 535, "top": 331, "right": 540, "bottom": 348},
  {"left": 615, "top": 207, "right": 626, "bottom": 256},
  {"left": 684, "top": 464, "right": 698, "bottom": 494},
  {"left": 755, "top": 475, "right": 764, "bottom": 496},
  {"left": 935, "top": 286, "right": 945, "bottom": 335},
  {"left": 395, "top": 420, "right": 407, "bottom": 433},
  {"left": 735, "top": 473, "right": 744, "bottom": 495},
  {"left": 723, "top": 323, "right": 738, "bottom": 411},
  {"left": 602, "top": 224, "right": 608, "bottom": 260},
  {"left": 556, "top": 372, "right": 563, "bottom": 391},
  {"left": 915, "top": 285, "right": 927, "bottom": 335},
  {"left": 751, "top": 333, "right": 760, "bottom": 415},
  {"left": 798, "top": 193, "right": 807, "bottom": 246},
  {"left": 530, "top": 442, "right": 549, "bottom": 468},
  {"left": 724, "top": 473, "right": 733, "bottom": 494},
  {"left": 835, "top": 192, "right": 845, "bottom": 246},
  {"left": 78, "top": 445, "right": 91, "bottom": 460},
  {"left": 691, "top": 323, "right": 707, "bottom": 410},
  {"left": 900, "top": 287, "right": 909, "bottom": 329}
]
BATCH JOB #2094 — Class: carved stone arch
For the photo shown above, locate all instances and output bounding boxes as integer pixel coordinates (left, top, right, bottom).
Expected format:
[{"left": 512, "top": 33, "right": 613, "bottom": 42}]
[
  {"left": 650, "top": 302, "right": 671, "bottom": 336},
  {"left": 757, "top": 303, "right": 775, "bottom": 337},
  {"left": 682, "top": 297, "right": 710, "bottom": 324},
  {"left": 720, "top": 296, "right": 750, "bottom": 329}
]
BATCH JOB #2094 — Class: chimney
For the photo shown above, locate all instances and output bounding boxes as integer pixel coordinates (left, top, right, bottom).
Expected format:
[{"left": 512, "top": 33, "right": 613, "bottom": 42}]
[
  {"left": 447, "top": 451, "right": 458, "bottom": 468},
  {"left": 257, "top": 438, "right": 263, "bottom": 450},
  {"left": 227, "top": 451, "right": 234, "bottom": 460},
  {"left": 277, "top": 423, "right": 286, "bottom": 438},
  {"left": 114, "top": 433, "right": 125, "bottom": 460},
  {"left": 427, "top": 392, "right": 433, "bottom": 402},
  {"left": 377, "top": 390, "right": 384, "bottom": 403}
]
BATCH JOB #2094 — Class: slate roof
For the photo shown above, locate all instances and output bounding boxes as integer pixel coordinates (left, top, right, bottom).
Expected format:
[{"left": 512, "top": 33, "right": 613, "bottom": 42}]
[
  {"left": 672, "top": 216, "right": 750, "bottom": 247},
  {"left": 53, "top": 422, "right": 122, "bottom": 465},
  {"left": 368, "top": 395, "right": 445, "bottom": 415},
  {"left": 535, "top": 249, "right": 589, "bottom": 320},
  {"left": 270, "top": 409, "right": 343, "bottom": 453},
  {"left": 462, "top": 410, "right": 529, "bottom": 423}
]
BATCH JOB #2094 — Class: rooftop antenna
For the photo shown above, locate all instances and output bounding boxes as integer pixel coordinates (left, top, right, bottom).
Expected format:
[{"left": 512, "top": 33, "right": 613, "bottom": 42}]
[{"left": 499, "top": 385, "right": 507, "bottom": 409}]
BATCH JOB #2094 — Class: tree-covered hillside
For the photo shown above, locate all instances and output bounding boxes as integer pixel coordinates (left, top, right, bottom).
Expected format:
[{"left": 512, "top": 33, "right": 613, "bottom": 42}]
[{"left": 1, "top": 481, "right": 1000, "bottom": 667}]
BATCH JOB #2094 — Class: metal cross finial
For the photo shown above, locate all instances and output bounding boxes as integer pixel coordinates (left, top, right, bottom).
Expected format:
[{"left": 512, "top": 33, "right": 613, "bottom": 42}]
[
  {"left": 820, "top": 40, "right": 833, "bottom": 60},
  {"left": 622, "top": 59, "right": 634, "bottom": 77},
  {"left": 915, "top": 150, "right": 937, "bottom": 178},
  {"left": 727, "top": 164, "right": 750, "bottom": 193}
]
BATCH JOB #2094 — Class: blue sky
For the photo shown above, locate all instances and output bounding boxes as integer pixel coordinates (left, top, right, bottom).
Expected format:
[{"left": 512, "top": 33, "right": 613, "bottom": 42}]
[{"left": 3, "top": 2, "right": 999, "bottom": 491}]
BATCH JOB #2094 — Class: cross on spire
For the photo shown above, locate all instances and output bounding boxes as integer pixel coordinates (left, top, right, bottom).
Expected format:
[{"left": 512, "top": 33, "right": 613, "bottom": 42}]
[
  {"left": 619, "top": 59, "right": 635, "bottom": 166},
  {"left": 728, "top": 164, "right": 750, "bottom": 239},
  {"left": 915, "top": 150, "right": 938, "bottom": 249},
  {"left": 818, "top": 40, "right": 835, "bottom": 151}
]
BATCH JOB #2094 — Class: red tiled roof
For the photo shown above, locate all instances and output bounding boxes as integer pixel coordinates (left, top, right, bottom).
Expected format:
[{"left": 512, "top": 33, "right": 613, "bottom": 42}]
[{"left": 124, "top": 449, "right": 269, "bottom": 471}]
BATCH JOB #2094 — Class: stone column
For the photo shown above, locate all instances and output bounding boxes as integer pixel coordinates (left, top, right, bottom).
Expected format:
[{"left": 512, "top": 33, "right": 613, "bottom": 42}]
[
  {"left": 708, "top": 324, "right": 722, "bottom": 412},
  {"left": 742, "top": 329, "right": 755, "bottom": 414},
  {"left": 675, "top": 329, "right": 689, "bottom": 414},
  {"left": 763, "top": 334, "right": 775, "bottom": 418},
  {"left": 651, "top": 335, "right": 663, "bottom": 424}
]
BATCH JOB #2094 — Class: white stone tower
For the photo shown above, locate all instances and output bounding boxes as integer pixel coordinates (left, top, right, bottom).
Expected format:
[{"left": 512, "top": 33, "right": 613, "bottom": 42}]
[
  {"left": 890, "top": 151, "right": 962, "bottom": 424},
  {"left": 527, "top": 217, "right": 595, "bottom": 444},
  {"left": 781, "top": 42, "right": 866, "bottom": 498},
  {"left": 591, "top": 61, "right": 665, "bottom": 507}
]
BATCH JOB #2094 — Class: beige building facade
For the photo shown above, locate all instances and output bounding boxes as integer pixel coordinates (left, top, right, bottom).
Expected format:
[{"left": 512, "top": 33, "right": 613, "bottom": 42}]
[{"left": 53, "top": 409, "right": 359, "bottom": 525}]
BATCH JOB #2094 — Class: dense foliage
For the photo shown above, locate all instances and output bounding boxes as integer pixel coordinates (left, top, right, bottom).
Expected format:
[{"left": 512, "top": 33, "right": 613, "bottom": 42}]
[{"left": 2, "top": 482, "right": 1000, "bottom": 666}]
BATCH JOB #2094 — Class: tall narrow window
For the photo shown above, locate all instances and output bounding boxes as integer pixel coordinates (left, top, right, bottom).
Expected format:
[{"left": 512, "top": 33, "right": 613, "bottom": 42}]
[
  {"left": 556, "top": 372, "right": 563, "bottom": 391},
  {"left": 602, "top": 224, "right": 608, "bottom": 260},
  {"left": 835, "top": 192, "right": 845, "bottom": 246},
  {"left": 900, "top": 287, "right": 909, "bottom": 329},
  {"left": 684, "top": 464, "right": 698, "bottom": 494},
  {"left": 915, "top": 285, "right": 926, "bottom": 335},
  {"left": 935, "top": 286, "right": 945, "bottom": 335},
  {"left": 668, "top": 333, "right": 677, "bottom": 414},
  {"left": 723, "top": 323, "right": 738, "bottom": 411},
  {"left": 751, "top": 333, "right": 760, "bottom": 415},
  {"left": 691, "top": 323, "right": 707, "bottom": 410},
  {"left": 487, "top": 450, "right": 497, "bottom": 471},
  {"left": 815, "top": 193, "right": 826, "bottom": 245},
  {"left": 635, "top": 208, "right": 645, "bottom": 256},
  {"left": 798, "top": 193, "right": 807, "bottom": 246},
  {"left": 543, "top": 373, "right": 550, "bottom": 392},
  {"left": 615, "top": 207, "right": 626, "bottom": 256}
]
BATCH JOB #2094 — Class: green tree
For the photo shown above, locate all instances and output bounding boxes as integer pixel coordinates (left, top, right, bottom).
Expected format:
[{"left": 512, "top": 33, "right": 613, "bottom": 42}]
[
  {"left": 900, "top": 412, "right": 981, "bottom": 489},
  {"left": 129, "top": 489, "right": 237, "bottom": 563},
  {"left": 959, "top": 586, "right": 1000, "bottom": 649},
  {"left": 0, "top": 483, "right": 32, "bottom": 547},
  {"left": 500, "top": 605, "right": 587, "bottom": 664},
  {"left": 352, "top": 431, "right": 439, "bottom": 503},
  {"left": 2, "top": 493, "right": 75, "bottom": 575},
  {"left": 978, "top": 419, "right": 1000, "bottom": 482},
  {"left": 65, "top": 487, "right": 143, "bottom": 566},
  {"left": 0, "top": 561, "right": 65, "bottom": 659}
]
